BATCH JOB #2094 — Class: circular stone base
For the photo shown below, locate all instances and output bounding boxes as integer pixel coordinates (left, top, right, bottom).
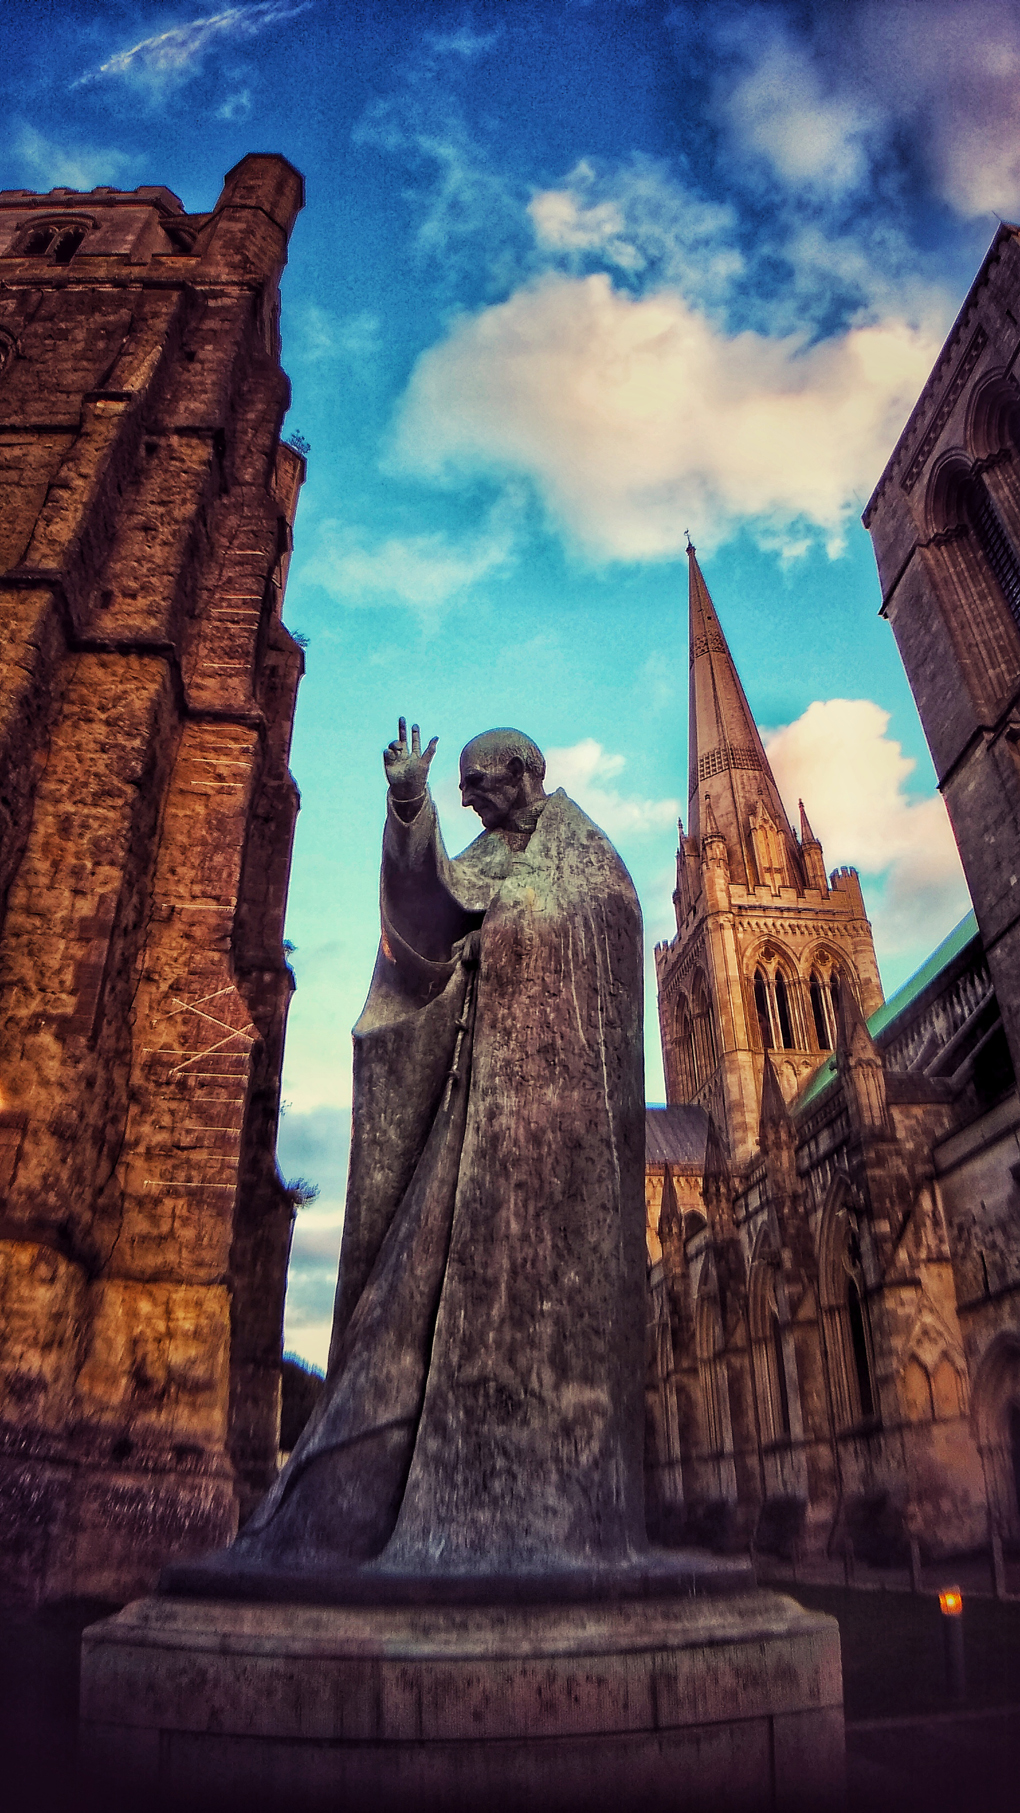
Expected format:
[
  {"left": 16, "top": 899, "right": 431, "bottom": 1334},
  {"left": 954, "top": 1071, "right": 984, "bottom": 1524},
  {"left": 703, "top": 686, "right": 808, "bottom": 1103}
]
[{"left": 80, "top": 1588, "right": 844, "bottom": 1812}]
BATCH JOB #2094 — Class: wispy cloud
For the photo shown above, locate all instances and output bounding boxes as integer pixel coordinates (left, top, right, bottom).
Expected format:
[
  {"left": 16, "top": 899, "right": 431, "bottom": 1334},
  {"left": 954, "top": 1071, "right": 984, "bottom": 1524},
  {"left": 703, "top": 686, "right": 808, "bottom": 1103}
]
[
  {"left": 763, "top": 699, "right": 971, "bottom": 966},
  {"left": 716, "top": 0, "right": 1020, "bottom": 222},
  {"left": 290, "top": 303, "right": 382, "bottom": 368},
  {"left": 544, "top": 739, "right": 680, "bottom": 838},
  {"left": 426, "top": 26, "right": 501, "bottom": 60},
  {"left": 392, "top": 272, "right": 939, "bottom": 561},
  {"left": 75, "top": 2, "right": 312, "bottom": 95},
  {"left": 300, "top": 490, "right": 521, "bottom": 617},
  {"left": 8, "top": 124, "right": 140, "bottom": 191},
  {"left": 528, "top": 157, "right": 742, "bottom": 309},
  {"left": 214, "top": 89, "right": 253, "bottom": 121}
]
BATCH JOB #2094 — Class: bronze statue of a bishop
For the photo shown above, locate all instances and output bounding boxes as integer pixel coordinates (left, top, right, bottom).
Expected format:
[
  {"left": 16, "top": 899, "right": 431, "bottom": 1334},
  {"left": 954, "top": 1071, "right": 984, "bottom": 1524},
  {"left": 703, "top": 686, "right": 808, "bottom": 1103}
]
[{"left": 205, "top": 720, "right": 647, "bottom": 1587}]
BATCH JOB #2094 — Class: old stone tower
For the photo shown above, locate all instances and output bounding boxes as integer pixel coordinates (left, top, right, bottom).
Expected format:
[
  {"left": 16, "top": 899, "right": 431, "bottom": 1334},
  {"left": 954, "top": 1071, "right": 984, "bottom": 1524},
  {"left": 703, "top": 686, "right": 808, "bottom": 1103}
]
[
  {"left": 655, "top": 544, "right": 883, "bottom": 1163},
  {"left": 0, "top": 155, "right": 305, "bottom": 1604}
]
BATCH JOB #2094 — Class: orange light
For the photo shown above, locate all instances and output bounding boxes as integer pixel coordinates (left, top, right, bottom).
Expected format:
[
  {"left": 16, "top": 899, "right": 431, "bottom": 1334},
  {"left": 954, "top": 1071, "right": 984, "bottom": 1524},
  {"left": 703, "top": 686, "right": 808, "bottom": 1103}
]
[{"left": 939, "top": 1587, "right": 963, "bottom": 1616}]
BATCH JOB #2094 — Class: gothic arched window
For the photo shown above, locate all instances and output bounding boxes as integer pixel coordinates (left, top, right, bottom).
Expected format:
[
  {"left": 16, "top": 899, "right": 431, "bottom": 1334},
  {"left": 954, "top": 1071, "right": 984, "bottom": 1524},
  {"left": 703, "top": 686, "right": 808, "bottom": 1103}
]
[
  {"left": 674, "top": 1000, "right": 697, "bottom": 1100},
  {"left": 819, "top": 1198, "right": 878, "bottom": 1429},
  {"left": 14, "top": 219, "right": 90, "bottom": 262},
  {"left": 691, "top": 977, "right": 718, "bottom": 1085},
  {"left": 52, "top": 225, "right": 88, "bottom": 264}
]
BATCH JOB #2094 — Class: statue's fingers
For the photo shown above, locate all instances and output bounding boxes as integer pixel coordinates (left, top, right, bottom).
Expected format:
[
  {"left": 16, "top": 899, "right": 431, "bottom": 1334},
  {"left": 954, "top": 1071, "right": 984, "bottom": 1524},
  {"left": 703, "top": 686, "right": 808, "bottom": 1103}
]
[
  {"left": 411, "top": 722, "right": 421, "bottom": 757},
  {"left": 424, "top": 736, "right": 439, "bottom": 763},
  {"left": 398, "top": 715, "right": 407, "bottom": 747}
]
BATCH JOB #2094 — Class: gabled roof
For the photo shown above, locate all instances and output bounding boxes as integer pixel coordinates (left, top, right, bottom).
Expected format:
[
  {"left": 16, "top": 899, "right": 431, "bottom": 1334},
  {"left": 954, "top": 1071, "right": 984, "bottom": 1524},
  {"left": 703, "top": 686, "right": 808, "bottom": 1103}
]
[{"left": 645, "top": 1103, "right": 710, "bottom": 1169}]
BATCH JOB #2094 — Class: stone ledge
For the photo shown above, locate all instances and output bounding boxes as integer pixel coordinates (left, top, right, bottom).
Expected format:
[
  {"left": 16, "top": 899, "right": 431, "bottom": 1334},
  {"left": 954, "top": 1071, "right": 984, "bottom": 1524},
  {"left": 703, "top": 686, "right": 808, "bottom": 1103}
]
[{"left": 79, "top": 1588, "right": 844, "bottom": 1810}]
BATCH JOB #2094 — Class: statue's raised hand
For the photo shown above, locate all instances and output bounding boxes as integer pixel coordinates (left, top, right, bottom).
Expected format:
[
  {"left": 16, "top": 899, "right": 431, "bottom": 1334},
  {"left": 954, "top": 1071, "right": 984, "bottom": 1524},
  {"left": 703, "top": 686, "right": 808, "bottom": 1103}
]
[{"left": 384, "top": 717, "right": 438, "bottom": 801}]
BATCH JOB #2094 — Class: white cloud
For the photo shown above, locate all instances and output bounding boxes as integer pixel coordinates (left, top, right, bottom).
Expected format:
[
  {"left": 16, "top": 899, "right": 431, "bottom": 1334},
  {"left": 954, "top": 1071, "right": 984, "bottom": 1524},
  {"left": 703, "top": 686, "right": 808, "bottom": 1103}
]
[
  {"left": 763, "top": 699, "right": 971, "bottom": 960},
  {"left": 76, "top": 2, "right": 312, "bottom": 93},
  {"left": 291, "top": 304, "right": 381, "bottom": 366},
  {"left": 719, "top": 1, "right": 1020, "bottom": 222},
  {"left": 722, "top": 30, "right": 878, "bottom": 194},
  {"left": 392, "top": 272, "right": 940, "bottom": 560},
  {"left": 426, "top": 27, "right": 501, "bottom": 60},
  {"left": 214, "top": 88, "right": 253, "bottom": 121},
  {"left": 300, "top": 491, "right": 520, "bottom": 616},
  {"left": 530, "top": 188, "right": 634, "bottom": 260},
  {"left": 10, "top": 125, "right": 139, "bottom": 191},
  {"left": 544, "top": 738, "right": 679, "bottom": 839},
  {"left": 527, "top": 157, "right": 742, "bottom": 305}
]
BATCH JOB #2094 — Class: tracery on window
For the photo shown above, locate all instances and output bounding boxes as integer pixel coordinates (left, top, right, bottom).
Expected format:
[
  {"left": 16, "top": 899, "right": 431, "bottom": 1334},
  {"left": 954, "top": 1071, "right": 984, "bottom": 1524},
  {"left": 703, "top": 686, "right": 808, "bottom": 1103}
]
[
  {"left": 751, "top": 954, "right": 802, "bottom": 1052},
  {"left": 13, "top": 219, "right": 91, "bottom": 261},
  {"left": 807, "top": 953, "right": 843, "bottom": 1050}
]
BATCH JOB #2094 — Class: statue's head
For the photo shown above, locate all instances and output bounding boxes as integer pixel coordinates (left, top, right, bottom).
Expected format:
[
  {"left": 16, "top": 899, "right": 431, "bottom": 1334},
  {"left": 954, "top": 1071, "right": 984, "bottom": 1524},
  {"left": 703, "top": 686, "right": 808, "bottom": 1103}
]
[{"left": 459, "top": 729, "right": 547, "bottom": 831}]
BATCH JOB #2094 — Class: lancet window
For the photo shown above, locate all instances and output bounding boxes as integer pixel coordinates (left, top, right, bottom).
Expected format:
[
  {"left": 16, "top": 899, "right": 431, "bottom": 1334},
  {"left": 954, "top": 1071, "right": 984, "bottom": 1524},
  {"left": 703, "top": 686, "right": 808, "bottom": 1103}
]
[
  {"left": 748, "top": 1241, "right": 796, "bottom": 1445},
  {"left": 672, "top": 998, "right": 697, "bottom": 1100},
  {"left": 751, "top": 961, "right": 799, "bottom": 1052},
  {"left": 818, "top": 1196, "right": 878, "bottom": 1430},
  {"left": 691, "top": 976, "right": 719, "bottom": 1085},
  {"left": 754, "top": 970, "right": 772, "bottom": 1050}
]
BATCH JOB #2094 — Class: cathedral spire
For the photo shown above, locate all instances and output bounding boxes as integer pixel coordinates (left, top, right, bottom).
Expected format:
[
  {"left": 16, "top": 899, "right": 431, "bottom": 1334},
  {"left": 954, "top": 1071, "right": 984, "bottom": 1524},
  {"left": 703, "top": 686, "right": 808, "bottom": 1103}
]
[{"left": 686, "top": 541, "right": 801, "bottom": 891}]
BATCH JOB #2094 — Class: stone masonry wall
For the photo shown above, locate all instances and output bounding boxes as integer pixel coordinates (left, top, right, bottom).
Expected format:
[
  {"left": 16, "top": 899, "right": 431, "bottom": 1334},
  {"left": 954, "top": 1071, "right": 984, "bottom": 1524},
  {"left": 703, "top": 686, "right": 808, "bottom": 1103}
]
[{"left": 0, "top": 156, "right": 305, "bottom": 1604}]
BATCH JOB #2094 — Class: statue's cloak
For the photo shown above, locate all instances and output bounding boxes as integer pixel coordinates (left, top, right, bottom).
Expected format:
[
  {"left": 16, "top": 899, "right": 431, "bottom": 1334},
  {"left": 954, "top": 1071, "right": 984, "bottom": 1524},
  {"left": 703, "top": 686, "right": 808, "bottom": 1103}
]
[{"left": 235, "top": 787, "right": 645, "bottom": 1579}]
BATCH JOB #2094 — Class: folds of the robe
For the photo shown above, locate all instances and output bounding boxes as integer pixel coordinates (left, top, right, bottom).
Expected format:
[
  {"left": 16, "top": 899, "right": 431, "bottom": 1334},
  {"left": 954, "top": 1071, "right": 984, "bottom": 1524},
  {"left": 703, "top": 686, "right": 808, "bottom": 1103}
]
[{"left": 220, "top": 786, "right": 645, "bottom": 1581}]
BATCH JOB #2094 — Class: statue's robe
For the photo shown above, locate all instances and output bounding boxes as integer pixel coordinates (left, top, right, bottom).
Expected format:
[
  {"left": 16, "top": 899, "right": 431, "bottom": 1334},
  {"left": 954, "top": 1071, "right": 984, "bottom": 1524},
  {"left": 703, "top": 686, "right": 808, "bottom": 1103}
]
[{"left": 232, "top": 787, "right": 646, "bottom": 1581}]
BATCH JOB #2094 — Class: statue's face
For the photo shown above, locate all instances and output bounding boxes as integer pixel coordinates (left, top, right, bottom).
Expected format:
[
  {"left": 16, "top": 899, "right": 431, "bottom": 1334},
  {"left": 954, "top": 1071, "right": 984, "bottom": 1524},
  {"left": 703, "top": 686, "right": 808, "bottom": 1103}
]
[{"left": 459, "top": 741, "right": 525, "bottom": 830}]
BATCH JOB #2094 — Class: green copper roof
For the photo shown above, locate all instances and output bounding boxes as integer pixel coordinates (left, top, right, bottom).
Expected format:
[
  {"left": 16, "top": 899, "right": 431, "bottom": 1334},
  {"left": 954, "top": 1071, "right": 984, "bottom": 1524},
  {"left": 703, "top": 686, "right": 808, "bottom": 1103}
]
[{"left": 794, "top": 909, "right": 980, "bottom": 1113}]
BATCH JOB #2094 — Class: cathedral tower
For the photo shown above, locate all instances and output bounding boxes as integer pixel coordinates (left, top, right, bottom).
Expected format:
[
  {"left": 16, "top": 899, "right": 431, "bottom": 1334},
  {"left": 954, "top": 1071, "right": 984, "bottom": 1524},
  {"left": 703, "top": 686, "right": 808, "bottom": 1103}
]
[
  {"left": 0, "top": 157, "right": 305, "bottom": 1603},
  {"left": 655, "top": 545, "right": 883, "bottom": 1162}
]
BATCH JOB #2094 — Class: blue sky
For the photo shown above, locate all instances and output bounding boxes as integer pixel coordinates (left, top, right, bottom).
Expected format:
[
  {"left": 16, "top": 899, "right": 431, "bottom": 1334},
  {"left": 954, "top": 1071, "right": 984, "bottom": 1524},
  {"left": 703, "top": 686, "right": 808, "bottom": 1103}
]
[{"left": 6, "top": 0, "right": 1016, "bottom": 1365}]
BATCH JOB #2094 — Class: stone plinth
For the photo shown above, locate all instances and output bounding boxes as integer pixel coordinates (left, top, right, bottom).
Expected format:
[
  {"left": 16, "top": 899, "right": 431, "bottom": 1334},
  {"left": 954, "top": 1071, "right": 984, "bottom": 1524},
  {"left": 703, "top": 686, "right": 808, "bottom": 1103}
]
[{"left": 79, "top": 1586, "right": 844, "bottom": 1811}]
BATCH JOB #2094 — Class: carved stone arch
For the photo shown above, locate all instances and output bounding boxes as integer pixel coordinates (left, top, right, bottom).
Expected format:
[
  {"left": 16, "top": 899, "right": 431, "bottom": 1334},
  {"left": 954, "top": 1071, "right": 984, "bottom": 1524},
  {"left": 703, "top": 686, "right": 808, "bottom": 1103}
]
[
  {"left": 746, "top": 939, "right": 801, "bottom": 1053},
  {"left": 970, "top": 1332, "right": 1020, "bottom": 1538},
  {"left": 923, "top": 443, "right": 1020, "bottom": 702},
  {"left": 925, "top": 448, "right": 975, "bottom": 537},
  {"left": 13, "top": 212, "right": 96, "bottom": 262},
  {"left": 966, "top": 368, "right": 1020, "bottom": 461}
]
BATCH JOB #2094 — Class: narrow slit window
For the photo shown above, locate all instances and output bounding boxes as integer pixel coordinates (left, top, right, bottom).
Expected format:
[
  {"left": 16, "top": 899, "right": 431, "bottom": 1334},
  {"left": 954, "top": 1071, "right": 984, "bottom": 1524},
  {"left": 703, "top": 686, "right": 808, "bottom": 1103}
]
[
  {"left": 771, "top": 1313, "right": 791, "bottom": 1436},
  {"left": 754, "top": 970, "right": 772, "bottom": 1050},
  {"left": 810, "top": 974, "right": 830, "bottom": 1049},
  {"left": 847, "top": 1280, "right": 874, "bottom": 1419},
  {"left": 775, "top": 972, "right": 795, "bottom": 1049}
]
